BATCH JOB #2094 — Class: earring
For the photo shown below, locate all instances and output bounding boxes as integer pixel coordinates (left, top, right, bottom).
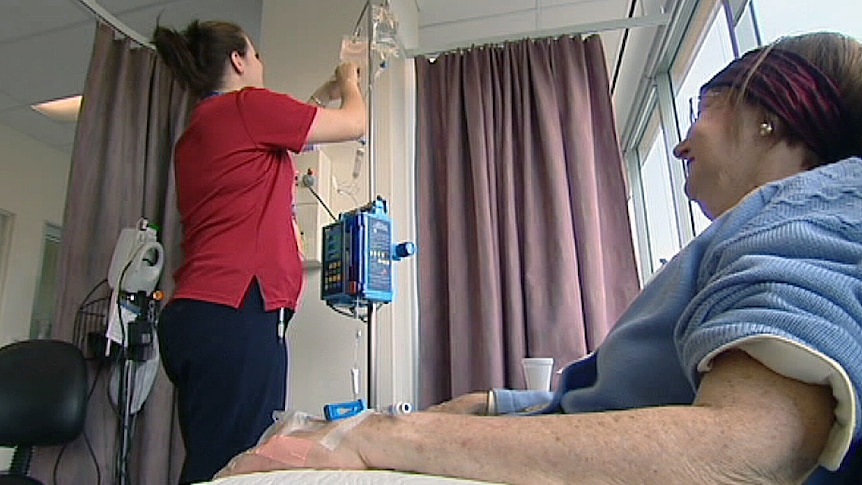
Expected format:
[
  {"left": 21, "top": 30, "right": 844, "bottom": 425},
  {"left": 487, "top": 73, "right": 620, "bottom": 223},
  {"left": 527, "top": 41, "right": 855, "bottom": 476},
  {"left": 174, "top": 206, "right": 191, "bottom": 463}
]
[{"left": 759, "top": 121, "right": 774, "bottom": 136}]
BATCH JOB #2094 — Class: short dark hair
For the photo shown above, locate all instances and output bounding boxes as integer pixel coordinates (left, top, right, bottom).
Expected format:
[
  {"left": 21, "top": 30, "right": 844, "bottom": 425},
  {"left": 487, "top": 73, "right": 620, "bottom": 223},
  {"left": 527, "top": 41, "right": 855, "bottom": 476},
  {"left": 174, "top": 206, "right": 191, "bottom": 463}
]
[{"left": 774, "top": 32, "right": 862, "bottom": 163}]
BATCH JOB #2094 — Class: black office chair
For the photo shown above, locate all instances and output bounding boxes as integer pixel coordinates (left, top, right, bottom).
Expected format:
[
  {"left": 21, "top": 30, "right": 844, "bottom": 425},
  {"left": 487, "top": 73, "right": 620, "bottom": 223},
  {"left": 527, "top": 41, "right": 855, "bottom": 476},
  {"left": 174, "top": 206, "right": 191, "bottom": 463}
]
[{"left": 0, "top": 340, "right": 88, "bottom": 484}]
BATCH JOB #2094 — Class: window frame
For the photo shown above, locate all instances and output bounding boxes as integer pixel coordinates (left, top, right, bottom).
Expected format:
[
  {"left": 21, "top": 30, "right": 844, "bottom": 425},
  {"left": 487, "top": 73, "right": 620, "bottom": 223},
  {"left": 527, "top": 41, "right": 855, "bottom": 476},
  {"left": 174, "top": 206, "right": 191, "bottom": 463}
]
[
  {"left": 0, "top": 211, "right": 13, "bottom": 320},
  {"left": 29, "top": 223, "right": 62, "bottom": 339},
  {"left": 624, "top": 90, "right": 658, "bottom": 282},
  {"left": 623, "top": 0, "right": 762, "bottom": 282},
  {"left": 622, "top": 0, "right": 858, "bottom": 284}
]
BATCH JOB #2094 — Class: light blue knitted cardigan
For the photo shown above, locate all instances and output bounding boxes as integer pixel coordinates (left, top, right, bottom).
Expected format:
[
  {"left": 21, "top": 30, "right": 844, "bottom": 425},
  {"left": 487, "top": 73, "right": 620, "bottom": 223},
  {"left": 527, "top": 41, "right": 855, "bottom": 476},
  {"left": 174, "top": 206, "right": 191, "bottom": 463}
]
[{"left": 494, "top": 157, "right": 862, "bottom": 482}]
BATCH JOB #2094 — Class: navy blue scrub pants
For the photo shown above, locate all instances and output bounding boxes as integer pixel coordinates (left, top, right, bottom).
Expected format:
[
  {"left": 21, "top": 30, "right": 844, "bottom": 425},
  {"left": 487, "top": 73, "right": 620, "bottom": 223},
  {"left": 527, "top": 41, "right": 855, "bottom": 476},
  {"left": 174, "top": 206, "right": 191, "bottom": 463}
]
[{"left": 158, "top": 280, "right": 292, "bottom": 484}]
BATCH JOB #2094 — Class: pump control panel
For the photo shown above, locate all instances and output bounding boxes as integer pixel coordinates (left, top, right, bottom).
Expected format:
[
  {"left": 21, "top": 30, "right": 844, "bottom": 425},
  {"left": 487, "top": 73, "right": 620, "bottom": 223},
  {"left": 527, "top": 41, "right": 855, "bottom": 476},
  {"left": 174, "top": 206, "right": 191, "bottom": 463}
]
[{"left": 321, "top": 197, "right": 415, "bottom": 308}]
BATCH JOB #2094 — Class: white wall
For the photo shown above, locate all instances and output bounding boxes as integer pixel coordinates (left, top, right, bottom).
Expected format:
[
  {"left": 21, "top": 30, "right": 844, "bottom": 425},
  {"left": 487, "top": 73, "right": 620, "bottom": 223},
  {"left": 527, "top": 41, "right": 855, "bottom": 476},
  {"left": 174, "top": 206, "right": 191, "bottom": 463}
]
[
  {"left": 0, "top": 122, "right": 71, "bottom": 468},
  {"left": 0, "top": 123, "right": 70, "bottom": 345},
  {"left": 261, "top": 0, "right": 419, "bottom": 415}
]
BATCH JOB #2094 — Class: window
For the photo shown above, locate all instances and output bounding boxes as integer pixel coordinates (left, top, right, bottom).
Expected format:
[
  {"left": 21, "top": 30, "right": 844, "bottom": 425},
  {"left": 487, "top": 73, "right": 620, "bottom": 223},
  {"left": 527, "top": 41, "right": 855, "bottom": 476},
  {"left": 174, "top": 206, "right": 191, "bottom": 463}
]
[
  {"left": 625, "top": 0, "right": 862, "bottom": 286},
  {"left": 29, "top": 224, "right": 61, "bottom": 339},
  {"left": 626, "top": 195, "right": 644, "bottom": 285},
  {"left": 672, "top": 5, "right": 736, "bottom": 236},
  {"left": 637, "top": 111, "right": 680, "bottom": 275},
  {"left": 752, "top": 0, "right": 862, "bottom": 44},
  {"left": 0, "top": 211, "right": 11, "bottom": 317},
  {"left": 733, "top": 1, "right": 760, "bottom": 53},
  {"left": 627, "top": 2, "right": 737, "bottom": 280}
]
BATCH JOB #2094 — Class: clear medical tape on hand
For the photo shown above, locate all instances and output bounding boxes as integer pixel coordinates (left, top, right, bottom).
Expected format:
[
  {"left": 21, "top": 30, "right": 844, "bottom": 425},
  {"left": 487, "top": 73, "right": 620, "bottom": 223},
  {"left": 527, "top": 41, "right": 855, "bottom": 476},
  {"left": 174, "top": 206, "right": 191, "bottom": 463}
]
[
  {"left": 318, "top": 401, "right": 412, "bottom": 451},
  {"left": 319, "top": 409, "right": 373, "bottom": 451},
  {"left": 252, "top": 434, "right": 315, "bottom": 467},
  {"left": 244, "top": 411, "right": 371, "bottom": 470},
  {"left": 248, "top": 403, "right": 413, "bottom": 470}
]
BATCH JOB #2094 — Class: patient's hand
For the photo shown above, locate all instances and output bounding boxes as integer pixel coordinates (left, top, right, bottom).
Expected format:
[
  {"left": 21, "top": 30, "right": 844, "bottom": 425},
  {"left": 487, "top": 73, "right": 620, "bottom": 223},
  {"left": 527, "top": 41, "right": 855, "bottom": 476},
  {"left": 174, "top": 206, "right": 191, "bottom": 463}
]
[
  {"left": 215, "top": 417, "right": 369, "bottom": 478},
  {"left": 425, "top": 392, "right": 488, "bottom": 415},
  {"left": 215, "top": 447, "right": 292, "bottom": 478}
]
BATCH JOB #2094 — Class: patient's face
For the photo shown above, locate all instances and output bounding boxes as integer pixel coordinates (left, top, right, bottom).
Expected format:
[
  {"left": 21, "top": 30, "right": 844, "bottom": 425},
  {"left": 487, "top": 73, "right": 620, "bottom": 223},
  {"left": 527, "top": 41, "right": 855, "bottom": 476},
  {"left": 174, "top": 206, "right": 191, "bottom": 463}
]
[{"left": 674, "top": 89, "right": 770, "bottom": 219}]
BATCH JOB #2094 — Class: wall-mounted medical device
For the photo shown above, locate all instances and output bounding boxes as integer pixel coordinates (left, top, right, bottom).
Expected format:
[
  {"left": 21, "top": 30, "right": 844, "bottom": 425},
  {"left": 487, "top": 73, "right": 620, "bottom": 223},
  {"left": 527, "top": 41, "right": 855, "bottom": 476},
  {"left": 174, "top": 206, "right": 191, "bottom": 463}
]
[
  {"left": 103, "top": 218, "right": 165, "bottom": 485},
  {"left": 104, "top": 218, "right": 164, "bottom": 357},
  {"left": 107, "top": 219, "right": 164, "bottom": 294},
  {"left": 321, "top": 196, "right": 415, "bottom": 309}
]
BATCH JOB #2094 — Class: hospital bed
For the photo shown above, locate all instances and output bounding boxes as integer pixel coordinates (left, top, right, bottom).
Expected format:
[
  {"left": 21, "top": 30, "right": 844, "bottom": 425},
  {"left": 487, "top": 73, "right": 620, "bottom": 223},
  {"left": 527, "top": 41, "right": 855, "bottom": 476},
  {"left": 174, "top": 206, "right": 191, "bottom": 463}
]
[{"left": 207, "top": 469, "right": 496, "bottom": 484}]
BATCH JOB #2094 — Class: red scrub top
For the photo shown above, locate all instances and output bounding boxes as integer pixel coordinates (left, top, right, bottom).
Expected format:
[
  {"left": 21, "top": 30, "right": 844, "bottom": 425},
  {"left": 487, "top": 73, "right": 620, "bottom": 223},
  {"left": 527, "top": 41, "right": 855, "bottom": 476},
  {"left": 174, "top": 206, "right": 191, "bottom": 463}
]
[{"left": 172, "top": 87, "right": 317, "bottom": 311}]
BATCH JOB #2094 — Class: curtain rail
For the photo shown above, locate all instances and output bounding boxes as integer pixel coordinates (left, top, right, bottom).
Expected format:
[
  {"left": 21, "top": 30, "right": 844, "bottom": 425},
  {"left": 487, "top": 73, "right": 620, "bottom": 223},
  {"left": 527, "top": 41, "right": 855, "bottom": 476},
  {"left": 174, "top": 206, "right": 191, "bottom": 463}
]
[
  {"left": 75, "top": 0, "right": 154, "bottom": 49},
  {"left": 405, "top": 13, "right": 671, "bottom": 58}
]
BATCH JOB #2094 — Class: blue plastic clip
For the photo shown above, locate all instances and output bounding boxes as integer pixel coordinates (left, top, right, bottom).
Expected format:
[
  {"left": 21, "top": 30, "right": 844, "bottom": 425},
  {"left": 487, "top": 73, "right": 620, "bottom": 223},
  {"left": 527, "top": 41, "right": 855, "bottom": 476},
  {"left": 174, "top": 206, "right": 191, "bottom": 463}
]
[{"left": 323, "top": 399, "right": 366, "bottom": 421}]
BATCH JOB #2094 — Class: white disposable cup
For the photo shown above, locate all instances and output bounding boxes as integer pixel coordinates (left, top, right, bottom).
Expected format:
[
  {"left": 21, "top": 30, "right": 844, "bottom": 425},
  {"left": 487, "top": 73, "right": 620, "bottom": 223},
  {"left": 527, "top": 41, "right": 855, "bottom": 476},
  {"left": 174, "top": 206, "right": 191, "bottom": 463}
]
[{"left": 522, "top": 357, "right": 554, "bottom": 391}]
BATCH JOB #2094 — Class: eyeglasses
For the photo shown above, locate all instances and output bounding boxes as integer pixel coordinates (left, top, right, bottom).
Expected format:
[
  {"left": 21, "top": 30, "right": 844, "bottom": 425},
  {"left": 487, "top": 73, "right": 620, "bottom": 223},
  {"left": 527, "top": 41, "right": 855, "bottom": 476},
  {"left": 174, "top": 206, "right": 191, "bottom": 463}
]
[
  {"left": 688, "top": 96, "right": 699, "bottom": 125},
  {"left": 687, "top": 90, "right": 728, "bottom": 125}
]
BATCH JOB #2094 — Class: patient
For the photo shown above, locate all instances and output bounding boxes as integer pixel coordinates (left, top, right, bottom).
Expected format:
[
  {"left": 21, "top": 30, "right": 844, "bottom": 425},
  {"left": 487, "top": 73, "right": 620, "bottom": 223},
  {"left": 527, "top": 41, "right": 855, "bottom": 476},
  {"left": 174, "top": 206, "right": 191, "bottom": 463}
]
[{"left": 216, "top": 31, "right": 862, "bottom": 484}]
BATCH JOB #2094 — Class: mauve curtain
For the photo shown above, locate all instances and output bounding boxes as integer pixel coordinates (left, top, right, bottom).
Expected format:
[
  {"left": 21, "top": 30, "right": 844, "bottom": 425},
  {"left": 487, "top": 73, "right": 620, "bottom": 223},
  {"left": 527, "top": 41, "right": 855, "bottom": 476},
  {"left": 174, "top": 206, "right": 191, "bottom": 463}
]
[
  {"left": 416, "top": 35, "right": 640, "bottom": 409},
  {"left": 31, "top": 23, "right": 191, "bottom": 484}
]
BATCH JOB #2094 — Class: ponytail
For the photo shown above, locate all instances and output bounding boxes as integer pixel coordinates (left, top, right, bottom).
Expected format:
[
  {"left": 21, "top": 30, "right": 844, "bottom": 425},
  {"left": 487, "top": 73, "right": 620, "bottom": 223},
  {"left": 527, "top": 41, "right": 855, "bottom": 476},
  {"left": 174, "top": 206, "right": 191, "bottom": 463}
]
[{"left": 152, "top": 20, "right": 248, "bottom": 96}]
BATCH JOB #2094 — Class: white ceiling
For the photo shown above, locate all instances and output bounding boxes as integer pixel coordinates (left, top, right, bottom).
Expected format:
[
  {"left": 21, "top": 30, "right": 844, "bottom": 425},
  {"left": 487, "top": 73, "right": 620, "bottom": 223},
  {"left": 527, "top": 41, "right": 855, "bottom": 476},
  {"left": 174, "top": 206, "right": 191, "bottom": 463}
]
[
  {"left": 0, "top": 0, "right": 263, "bottom": 154},
  {"left": 1, "top": 0, "right": 661, "bottom": 154},
  {"left": 414, "top": 0, "right": 631, "bottom": 56}
]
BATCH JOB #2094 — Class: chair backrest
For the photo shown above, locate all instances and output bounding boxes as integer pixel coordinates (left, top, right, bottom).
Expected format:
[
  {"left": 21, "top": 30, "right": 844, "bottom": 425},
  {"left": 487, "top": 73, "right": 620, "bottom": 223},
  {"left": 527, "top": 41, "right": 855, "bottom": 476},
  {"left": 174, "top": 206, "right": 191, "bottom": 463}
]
[{"left": 0, "top": 340, "right": 87, "bottom": 447}]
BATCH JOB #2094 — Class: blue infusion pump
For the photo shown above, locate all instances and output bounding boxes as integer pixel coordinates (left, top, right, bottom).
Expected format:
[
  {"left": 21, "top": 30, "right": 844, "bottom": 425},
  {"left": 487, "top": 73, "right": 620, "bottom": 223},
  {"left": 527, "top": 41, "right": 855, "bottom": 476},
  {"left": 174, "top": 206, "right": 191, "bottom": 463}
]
[
  {"left": 321, "top": 196, "right": 415, "bottom": 308},
  {"left": 319, "top": 196, "right": 415, "bottom": 420}
]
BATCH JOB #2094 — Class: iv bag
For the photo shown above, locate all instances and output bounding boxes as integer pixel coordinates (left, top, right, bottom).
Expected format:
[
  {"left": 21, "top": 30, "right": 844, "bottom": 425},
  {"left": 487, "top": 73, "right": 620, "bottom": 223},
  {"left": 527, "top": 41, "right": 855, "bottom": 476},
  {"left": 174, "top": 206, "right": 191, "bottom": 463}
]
[{"left": 340, "top": 35, "right": 367, "bottom": 66}]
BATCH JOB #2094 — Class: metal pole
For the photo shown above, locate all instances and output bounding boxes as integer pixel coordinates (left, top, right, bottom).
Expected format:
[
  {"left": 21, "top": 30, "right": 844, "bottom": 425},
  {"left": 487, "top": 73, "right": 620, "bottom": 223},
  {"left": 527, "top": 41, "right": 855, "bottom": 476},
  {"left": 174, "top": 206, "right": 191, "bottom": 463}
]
[
  {"left": 76, "top": 0, "right": 152, "bottom": 48},
  {"left": 366, "top": 0, "right": 376, "bottom": 200},
  {"left": 366, "top": 303, "right": 377, "bottom": 409},
  {"left": 116, "top": 357, "right": 135, "bottom": 485},
  {"left": 364, "top": 0, "right": 378, "bottom": 410}
]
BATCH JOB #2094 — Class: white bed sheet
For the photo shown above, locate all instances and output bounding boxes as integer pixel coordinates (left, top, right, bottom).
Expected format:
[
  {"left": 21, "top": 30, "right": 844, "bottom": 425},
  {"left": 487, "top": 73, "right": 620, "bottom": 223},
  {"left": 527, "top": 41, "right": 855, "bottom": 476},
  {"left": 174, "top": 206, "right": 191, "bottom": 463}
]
[{"left": 206, "top": 470, "right": 499, "bottom": 485}]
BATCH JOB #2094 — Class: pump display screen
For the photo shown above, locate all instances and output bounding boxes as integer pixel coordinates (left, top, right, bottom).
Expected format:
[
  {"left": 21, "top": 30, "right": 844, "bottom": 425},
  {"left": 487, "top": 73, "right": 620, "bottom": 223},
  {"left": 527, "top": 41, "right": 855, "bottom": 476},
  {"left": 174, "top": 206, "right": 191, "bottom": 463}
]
[{"left": 366, "top": 218, "right": 391, "bottom": 292}]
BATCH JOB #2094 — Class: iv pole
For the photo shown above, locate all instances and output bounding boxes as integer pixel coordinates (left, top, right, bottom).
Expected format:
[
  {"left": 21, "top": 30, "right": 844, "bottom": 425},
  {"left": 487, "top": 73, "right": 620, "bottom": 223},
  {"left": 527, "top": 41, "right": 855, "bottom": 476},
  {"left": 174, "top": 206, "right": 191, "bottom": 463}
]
[
  {"left": 342, "top": 0, "right": 401, "bottom": 413},
  {"left": 322, "top": 0, "right": 411, "bottom": 418},
  {"left": 364, "top": 0, "right": 379, "bottom": 410}
]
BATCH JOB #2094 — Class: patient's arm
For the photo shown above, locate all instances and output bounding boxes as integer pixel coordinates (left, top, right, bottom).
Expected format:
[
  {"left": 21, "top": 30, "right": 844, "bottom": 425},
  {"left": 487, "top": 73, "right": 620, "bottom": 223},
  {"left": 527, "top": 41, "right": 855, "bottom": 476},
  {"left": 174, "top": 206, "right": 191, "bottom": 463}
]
[
  {"left": 424, "top": 392, "right": 489, "bottom": 415},
  {"left": 220, "top": 350, "right": 835, "bottom": 484}
]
